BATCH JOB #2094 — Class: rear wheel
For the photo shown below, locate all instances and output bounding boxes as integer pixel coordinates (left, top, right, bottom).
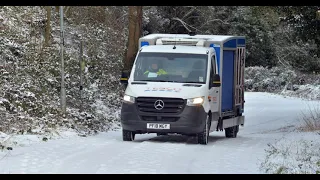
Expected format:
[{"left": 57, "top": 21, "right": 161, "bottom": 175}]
[
  {"left": 225, "top": 125, "right": 239, "bottom": 138},
  {"left": 197, "top": 115, "right": 210, "bottom": 145},
  {"left": 122, "top": 130, "right": 135, "bottom": 141}
]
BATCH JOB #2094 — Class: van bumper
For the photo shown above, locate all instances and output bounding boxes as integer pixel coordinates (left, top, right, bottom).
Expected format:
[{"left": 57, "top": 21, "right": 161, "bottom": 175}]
[{"left": 120, "top": 102, "right": 207, "bottom": 135}]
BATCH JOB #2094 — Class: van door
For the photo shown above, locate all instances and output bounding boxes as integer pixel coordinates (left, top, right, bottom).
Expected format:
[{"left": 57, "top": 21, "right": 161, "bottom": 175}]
[{"left": 209, "top": 54, "right": 219, "bottom": 113}]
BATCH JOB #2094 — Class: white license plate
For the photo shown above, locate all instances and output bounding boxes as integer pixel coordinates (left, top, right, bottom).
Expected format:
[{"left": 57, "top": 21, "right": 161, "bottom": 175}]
[{"left": 147, "top": 123, "right": 170, "bottom": 129}]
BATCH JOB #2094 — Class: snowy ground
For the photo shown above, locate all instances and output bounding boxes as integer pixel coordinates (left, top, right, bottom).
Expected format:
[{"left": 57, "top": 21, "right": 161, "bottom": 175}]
[{"left": 0, "top": 92, "right": 319, "bottom": 174}]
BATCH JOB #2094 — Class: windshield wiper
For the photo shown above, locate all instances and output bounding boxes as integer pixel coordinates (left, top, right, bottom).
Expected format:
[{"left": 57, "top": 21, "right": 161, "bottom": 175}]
[
  {"left": 158, "top": 80, "right": 176, "bottom": 82},
  {"left": 137, "top": 80, "right": 176, "bottom": 82},
  {"left": 183, "top": 81, "right": 203, "bottom": 84}
]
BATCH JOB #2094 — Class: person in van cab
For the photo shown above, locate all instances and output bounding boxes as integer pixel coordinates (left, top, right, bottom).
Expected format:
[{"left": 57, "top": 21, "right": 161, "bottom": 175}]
[{"left": 144, "top": 61, "right": 167, "bottom": 76}]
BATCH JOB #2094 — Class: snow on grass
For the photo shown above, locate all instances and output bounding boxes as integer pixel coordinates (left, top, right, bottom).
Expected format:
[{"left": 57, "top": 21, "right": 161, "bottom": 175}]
[
  {"left": 259, "top": 100, "right": 320, "bottom": 174},
  {"left": 0, "top": 6, "right": 124, "bottom": 137},
  {"left": 280, "top": 84, "right": 320, "bottom": 101},
  {"left": 245, "top": 66, "right": 320, "bottom": 101},
  {"left": 260, "top": 131, "right": 320, "bottom": 174},
  {"left": 0, "top": 128, "right": 80, "bottom": 151}
]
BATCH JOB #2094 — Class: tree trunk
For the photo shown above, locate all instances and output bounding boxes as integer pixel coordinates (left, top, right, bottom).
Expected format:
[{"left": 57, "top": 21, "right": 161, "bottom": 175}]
[
  {"left": 123, "top": 6, "right": 143, "bottom": 72},
  {"left": 45, "top": 6, "right": 51, "bottom": 47},
  {"left": 316, "top": 20, "right": 320, "bottom": 58},
  {"left": 134, "top": 6, "right": 143, "bottom": 50},
  {"left": 55, "top": 6, "right": 59, "bottom": 13}
]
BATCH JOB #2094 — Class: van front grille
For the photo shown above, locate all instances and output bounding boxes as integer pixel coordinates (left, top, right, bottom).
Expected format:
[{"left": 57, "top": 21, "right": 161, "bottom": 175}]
[{"left": 136, "top": 97, "right": 186, "bottom": 114}]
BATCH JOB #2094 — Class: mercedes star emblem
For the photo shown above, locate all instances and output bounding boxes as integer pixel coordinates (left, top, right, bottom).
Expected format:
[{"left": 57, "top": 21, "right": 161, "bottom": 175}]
[{"left": 154, "top": 100, "right": 164, "bottom": 110}]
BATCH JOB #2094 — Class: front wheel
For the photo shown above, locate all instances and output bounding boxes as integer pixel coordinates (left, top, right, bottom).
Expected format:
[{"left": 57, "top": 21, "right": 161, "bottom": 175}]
[
  {"left": 122, "top": 130, "right": 135, "bottom": 141},
  {"left": 197, "top": 115, "right": 210, "bottom": 145}
]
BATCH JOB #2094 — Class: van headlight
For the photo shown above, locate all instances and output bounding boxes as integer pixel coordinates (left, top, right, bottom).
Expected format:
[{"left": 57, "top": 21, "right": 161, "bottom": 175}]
[
  {"left": 123, "top": 95, "right": 135, "bottom": 103},
  {"left": 187, "top": 96, "right": 204, "bottom": 106}
]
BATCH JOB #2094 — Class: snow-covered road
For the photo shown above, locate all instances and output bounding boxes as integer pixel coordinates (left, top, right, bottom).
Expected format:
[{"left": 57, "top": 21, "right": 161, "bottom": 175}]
[{"left": 0, "top": 92, "right": 317, "bottom": 174}]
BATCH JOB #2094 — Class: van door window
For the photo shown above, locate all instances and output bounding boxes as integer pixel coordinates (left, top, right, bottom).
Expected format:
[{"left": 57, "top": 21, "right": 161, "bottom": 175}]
[{"left": 209, "top": 55, "right": 215, "bottom": 88}]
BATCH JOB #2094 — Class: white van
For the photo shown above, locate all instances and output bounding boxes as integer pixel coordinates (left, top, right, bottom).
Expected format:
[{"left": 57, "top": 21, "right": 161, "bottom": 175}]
[{"left": 120, "top": 33, "right": 246, "bottom": 145}]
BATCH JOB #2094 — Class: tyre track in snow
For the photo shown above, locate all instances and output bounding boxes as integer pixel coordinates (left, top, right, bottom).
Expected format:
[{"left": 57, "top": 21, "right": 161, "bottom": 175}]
[
  {"left": 96, "top": 135, "right": 196, "bottom": 174},
  {"left": 144, "top": 133, "right": 267, "bottom": 174}
]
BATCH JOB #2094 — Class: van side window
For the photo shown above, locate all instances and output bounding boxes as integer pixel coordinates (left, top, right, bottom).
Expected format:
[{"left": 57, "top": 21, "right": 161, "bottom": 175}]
[
  {"left": 211, "top": 54, "right": 216, "bottom": 74},
  {"left": 209, "top": 54, "right": 215, "bottom": 88}
]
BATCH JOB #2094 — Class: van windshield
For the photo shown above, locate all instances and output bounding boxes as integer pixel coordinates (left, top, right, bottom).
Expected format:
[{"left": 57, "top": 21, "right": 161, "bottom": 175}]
[{"left": 133, "top": 52, "right": 208, "bottom": 84}]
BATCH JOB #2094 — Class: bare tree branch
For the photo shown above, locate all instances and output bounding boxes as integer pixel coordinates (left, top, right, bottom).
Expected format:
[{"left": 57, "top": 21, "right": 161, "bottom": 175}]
[
  {"left": 184, "top": 15, "right": 201, "bottom": 21},
  {"left": 171, "top": 17, "right": 203, "bottom": 33},
  {"left": 200, "top": 19, "right": 230, "bottom": 29},
  {"left": 184, "top": 22, "right": 203, "bottom": 33},
  {"left": 181, "top": 7, "right": 197, "bottom": 20},
  {"left": 171, "top": 17, "right": 191, "bottom": 32},
  {"left": 277, "top": 53, "right": 291, "bottom": 67}
]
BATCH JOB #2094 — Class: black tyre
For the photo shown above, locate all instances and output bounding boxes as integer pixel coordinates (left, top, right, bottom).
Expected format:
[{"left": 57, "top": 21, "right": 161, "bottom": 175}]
[
  {"left": 122, "top": 130, "right": 135, "bottom": 141},
  {"left": 225, "top": 125, "right": 239, "bottom": 138},
  {"left": 197, "top": 115, "right": 210, "bottom": 145}
]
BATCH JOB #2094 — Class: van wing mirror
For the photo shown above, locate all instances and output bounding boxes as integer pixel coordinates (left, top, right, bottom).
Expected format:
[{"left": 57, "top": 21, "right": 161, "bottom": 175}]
[
  {"left": 212, "top": 74, "right": 221, "bottom": 87},
  {"left": 120, "top": 71, "right": 129, "bottom": 84}
]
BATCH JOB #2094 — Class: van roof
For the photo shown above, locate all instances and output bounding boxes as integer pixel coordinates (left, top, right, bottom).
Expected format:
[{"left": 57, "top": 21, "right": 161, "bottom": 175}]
[
  {"left": 142, "top": 34, "right": 238, "bottom": 42},
  {"left": 140, "top": 34, "right": 245, "bottom": 43},
  {"left": 140, "top": 45, "right": 212, "bottom": 55}
]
